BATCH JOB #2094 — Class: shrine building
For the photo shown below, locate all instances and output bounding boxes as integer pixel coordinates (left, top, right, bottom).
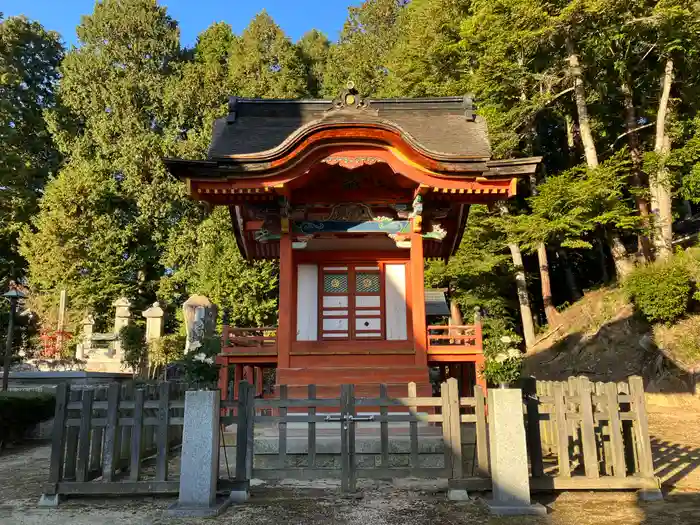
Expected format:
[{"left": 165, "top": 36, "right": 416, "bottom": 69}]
[{"left": 165, "top": 83, "right": 540, "bottom": 399}]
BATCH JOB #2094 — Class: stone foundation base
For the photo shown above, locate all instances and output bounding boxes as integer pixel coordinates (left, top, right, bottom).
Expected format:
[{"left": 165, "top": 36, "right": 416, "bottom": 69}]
[{"left": 487, "top": 502, "right": 547, "bottom": 516}]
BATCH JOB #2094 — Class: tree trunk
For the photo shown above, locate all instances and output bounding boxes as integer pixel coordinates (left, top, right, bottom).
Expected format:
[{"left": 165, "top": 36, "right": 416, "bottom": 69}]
[
  {"left": 508, "top": 242, "right": 536, "bottom": 349},
  {"left": 651, "top": 58, "right": 675, "bottom": 260},
  {"left": 608, "top": 231, "right": 635, "bottom": 278},
  {"left": 529, "top": 173, "right": 557, "bottom": 326},
  {"left": 567, "top": 36, "right": 633, "bottom": 276},
  {"left": 558, "top": 249, "right": 582, "bottom": 302},
  {"left": 597, "top": 234, "right": 610, "bottom": 283},
  {"left": 566, "top": 37, "right": 598, "bottom": 168},
  {"left": 621, "top": 78, "right": 653, "bottom": 262},
  {"left": 538, "top": 243, "right": 558, "bottom": 325},
  {"left": 565, "top": 113, "right": 576, "bottom": 167}
]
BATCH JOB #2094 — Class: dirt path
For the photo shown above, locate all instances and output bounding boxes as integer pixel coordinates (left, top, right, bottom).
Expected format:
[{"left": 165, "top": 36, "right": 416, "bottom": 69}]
[{"left": 0, "top": 404, "right": 699, "bottom": 525}]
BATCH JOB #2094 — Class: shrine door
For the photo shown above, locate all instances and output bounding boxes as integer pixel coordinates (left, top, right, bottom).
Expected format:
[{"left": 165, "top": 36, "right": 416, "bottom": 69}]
[{"left": 320, "top": 264, "right": 383, "bottom": 340}]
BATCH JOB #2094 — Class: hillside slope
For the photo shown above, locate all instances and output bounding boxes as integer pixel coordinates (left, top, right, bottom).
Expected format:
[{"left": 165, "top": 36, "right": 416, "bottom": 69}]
[{"left": 524, "top": 287, "right": 699, "bottom": 393}]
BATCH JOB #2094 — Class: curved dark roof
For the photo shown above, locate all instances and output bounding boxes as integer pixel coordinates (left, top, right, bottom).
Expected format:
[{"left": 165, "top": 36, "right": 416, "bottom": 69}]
[{"left": 208, "top": 94, "right": 491, "bottom": 160}]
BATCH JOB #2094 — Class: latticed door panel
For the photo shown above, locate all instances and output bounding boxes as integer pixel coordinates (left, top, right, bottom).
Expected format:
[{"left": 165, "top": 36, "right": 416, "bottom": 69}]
[{"left": 320, "top": 264, "right": 384, "bottom": 340}]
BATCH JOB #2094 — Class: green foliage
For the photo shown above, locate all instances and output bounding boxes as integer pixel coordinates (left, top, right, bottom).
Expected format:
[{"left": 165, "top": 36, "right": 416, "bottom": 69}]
[
  {"left": 426, "top": 205, "right": 518, "bottom": 331},
  {"left": 297, "top": 29, "right": 330, "bottom": 98},
  {"left": 381, "top": 0, "right": 469, "bottom": 97},
  {"left": 228, "top": 11, "right": 308, "bottom": 98},
  {"left": 161, "top": 207, "right": 279, "bottom": 328},
  {"left": 150, "top": 333, "right": 185, "bottom": 371},
  {"left": 624, "top": 260, "right": 692, "bottom": 323},
  {"left": 180, "top": 335, "right": 220, "bottom": 385},
  {"left": 504, "top": 152, "right": 642, "bottom": 252},
  {"left": 20, "top": 0, "right": 186, "bottom": 328},
  {"left": 0, "top": 391, "right": 55, "bottom": 447},
  {"left": 323, "top": 0, "right": 407, "bottom": 97},
  {"left": 0, "top": 16, "right": 63, "bottom": 285},
  {"left": 119, "top": 323, "right": 146, "bottom": 373}
]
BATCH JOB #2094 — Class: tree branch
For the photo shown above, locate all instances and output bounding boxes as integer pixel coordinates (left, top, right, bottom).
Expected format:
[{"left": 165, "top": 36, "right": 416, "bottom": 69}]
[{"left": 610, "top": 122, "right": 655, "bottom": 149}]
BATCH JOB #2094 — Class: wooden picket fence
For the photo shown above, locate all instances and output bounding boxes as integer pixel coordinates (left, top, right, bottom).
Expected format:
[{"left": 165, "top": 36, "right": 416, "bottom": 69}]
[
  {"left": 521, "top": 376, "right": 658, "bottom": 490},
  {"left": 43, "top": 382, "right": 187, "bottom": 498}
]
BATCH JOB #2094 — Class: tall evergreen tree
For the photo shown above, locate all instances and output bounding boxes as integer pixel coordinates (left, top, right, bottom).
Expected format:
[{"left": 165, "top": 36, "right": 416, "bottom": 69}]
[
  {"left": 297, "top": 29, "right": 330, "bottom": 98},
  {"left": 0, "top": 15, "right": 63, "bottom": 286},
  {"left": 21, "top": 0, "right": 185, "bottom": 327},
  {"left": 323, "top": 0, "right": 407, "bottom": 97},
  {"left": 228, "top": 11, "right": 308, "bottom": 99}
]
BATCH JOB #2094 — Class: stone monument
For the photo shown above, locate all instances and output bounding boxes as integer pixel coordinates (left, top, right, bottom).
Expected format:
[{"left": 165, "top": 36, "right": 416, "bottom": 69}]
[
  {"left": 183, "top": 295, "right": 217, "bottom": 353},
  {"left": 111, "top": 297, "right": 132, "bottom": 357},
  {"left": 142, "top": 302, "right": 165, "bottom": 342},
  {"left": 167, "top": 390, "right": 231, "bottom": 517},
  {"left": 487, "top": 388, "right": 547, "bottom": 516}
]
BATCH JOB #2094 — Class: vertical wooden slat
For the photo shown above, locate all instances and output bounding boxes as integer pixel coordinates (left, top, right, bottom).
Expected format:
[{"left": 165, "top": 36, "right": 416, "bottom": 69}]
[
  {"left": 618, "top": 381, "right": 637, "bottom": 473},
  {"left": 63, "top": 389, "right": 81, "bottom": 480},
  {"left": 474, "top": 385, "right": 489, "bottom": 476},
  {"left": 440, "top": 381, "right": 453, "bottom": 478},
  {"left": 102, "top": 383, "right": 120, "bottom": 482},
  {"left": 595, "top": 381, "right": 612, "bottom": 475},
  {"left": 129, "top": 388, "right": 145, "bottom": 481},
  {"left": 447, "top": 377, "right": 462, "bottom": 479},
  {"left": 605, "top": 382, "right": 627, "bottom": 477},
  {"left": 408, "top": 382, "right": 419, "bottom": 469},
  {"left": 536, "top": 381, "right": 548, "bottom": 453},
  {"left": 75, "top": 389, "right": 94, "bottom": 482},
  {"left": 308, "top": 384, "right": 317, "bottom": 469},
  {"left": 340, "top": 384, "right": 352, "bottom": 492},
  {"left": 236, "top": 381, "right": 251, "bottom": 481},
  {"left": 522, "top": 378, "right": 543, "bottom": 478},
  {"left": 379, "top": 384, "right": 389, "bottom": 469},
  {"left": 629, "top": 376, "right": 655, "bottom": 478},
  {"left": 348, "top": 384, "right": 357, "bottom": 492},
  {"left": 89, "top": 387, "right": 105, "bottom": 474},
  {"left": 47, "top": 383, "right": 69, "bottom": 488},
  {"left": 544, "top": 382, "right": 554, "bottom": 454},
  {"left": 553, "top": 382, "right": 571, "bottom": 477},
  {"left": 577, "top": 377, "right": 599, "bottom": 478},
  {"left": 120, "top": 382, "right": 133, "bottom": 466},
  {"left": 568, "top": 378, "right": 581, "bottom": 467},
  {"left": 155, "top": 382, "right": 170, "bottom": 481},
  {"left": 279, "top": 384, "right": 288, "bottom": 469}
]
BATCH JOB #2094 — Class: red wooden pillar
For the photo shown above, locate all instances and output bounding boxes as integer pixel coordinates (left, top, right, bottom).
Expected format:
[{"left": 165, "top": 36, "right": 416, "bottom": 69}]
[
  {"left": 217, "top": 356, "right": 229, "bottom": 401},
  {"left": 277, "top": 232, "right": 293, "bottom": 369},
  {"left": 255, "top": 366, "right": 263, "bottom": 397},
  {"left": 233, "top": 364, "right": 243, "bottom": 400},
  {"left": 474, "top": 355, "right": 487, "bottom": 394},
  {"left": 410, "top": 231, "right": 428, "bottom": 367}
]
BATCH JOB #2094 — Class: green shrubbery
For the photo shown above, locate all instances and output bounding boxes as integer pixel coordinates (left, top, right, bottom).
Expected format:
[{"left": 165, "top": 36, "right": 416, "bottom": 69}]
[
  {"left": 624, "top": 261, "right": 692, "bottom": 323},
  {"left": 0, "top": 391, "right": 55, "bottom": 448},
  {"left": 623, "top": 250, "right": 700, "bottom": 323}
]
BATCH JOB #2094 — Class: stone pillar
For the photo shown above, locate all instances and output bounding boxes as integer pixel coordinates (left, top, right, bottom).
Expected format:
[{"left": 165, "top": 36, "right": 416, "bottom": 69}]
[
  {"left": 111, "top": 298, "right": 131, "bottom": 357},
  {"left": 182, "top": 295, "right": 217, "bottom": 354},
  {"left": 142, "top": 302, "right": 165, "bottom": 342},
  {"left": 76, "top": 313, "right": 95, "bottom": 360},
  {"left": 168, "top": 390, "right": 230, "bottom": 517},
  {"left": 487, "top": 388, "right": 546, "bottom": 516}
]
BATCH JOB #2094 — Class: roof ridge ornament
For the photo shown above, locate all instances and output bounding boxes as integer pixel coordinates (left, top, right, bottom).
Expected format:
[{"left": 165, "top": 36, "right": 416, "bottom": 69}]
[{"left": 330, "top": 81, "right": 369, "bottom": 111}]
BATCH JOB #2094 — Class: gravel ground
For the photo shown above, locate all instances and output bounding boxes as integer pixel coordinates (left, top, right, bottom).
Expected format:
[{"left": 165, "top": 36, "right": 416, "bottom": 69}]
[{"left": 0, "top": 403, "right": 699, "bottom": 525}]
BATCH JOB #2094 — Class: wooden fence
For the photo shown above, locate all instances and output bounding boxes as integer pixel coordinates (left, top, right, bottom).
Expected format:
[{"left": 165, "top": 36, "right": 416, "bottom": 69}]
[
  {"left": 226, "top": 379, "right": 490, "bottom": 492},
  {"left": 522, "top": 376, "right": 658, "bottom": 490},
  {"left": 43, "top": 382, "right": 186, "bottom": 498}
]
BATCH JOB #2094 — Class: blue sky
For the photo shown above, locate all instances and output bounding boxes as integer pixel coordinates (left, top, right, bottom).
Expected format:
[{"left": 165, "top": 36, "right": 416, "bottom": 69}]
[{"left": 2, "top": 0, "right": 351, "bottom": 47}]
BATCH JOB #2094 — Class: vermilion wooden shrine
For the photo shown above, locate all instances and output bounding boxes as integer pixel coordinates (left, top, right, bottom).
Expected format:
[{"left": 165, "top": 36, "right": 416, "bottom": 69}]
[{"left": 166, "top": 84, "right": 540, "bottom": 399}]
